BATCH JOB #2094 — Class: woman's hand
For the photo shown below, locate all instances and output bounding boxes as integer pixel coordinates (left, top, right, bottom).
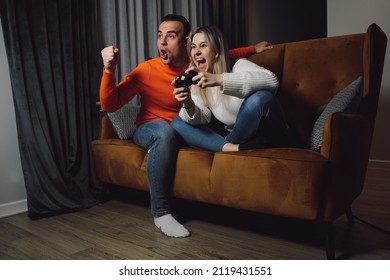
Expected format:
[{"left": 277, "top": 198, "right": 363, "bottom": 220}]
[
  {"left": 193, "top": 72, "right": 223, "bottom": 88},
  {"left": 173, "top": 87, "right": 192, "bottom": 108}
]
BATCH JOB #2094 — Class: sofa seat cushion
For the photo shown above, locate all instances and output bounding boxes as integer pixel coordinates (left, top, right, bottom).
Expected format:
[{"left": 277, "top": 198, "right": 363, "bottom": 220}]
[
  {"left": 91, "top": 139, "right": 149, "bottom": 190},
  {"left": 92, "top": 138, "right": 330, "bottom": 220},
  {"left": 207, "top": 149, "right": 329, "bottom": 220}
]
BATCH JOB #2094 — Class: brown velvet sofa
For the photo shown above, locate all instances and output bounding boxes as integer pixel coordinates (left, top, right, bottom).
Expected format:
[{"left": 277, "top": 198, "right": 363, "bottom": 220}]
[{"left": 91, "top": 23, "right": 387, "bottom": 259}]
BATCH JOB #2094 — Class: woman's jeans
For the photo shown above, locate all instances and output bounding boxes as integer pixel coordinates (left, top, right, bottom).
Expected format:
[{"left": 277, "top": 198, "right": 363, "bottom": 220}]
[
  {"left": 132, "top": 120, "right": 179, "bottom": 217},
  {"left": 171, "top": 90, "right": 289, "bottom": 152}
]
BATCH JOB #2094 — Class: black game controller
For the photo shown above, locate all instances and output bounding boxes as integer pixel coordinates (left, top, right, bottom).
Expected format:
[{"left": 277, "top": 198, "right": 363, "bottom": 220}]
[{"left": 173, "top": 70, "right": 198, "bottom": 88}]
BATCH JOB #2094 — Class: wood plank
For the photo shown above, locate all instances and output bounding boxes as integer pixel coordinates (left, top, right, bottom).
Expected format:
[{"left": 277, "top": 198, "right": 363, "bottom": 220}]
[{"left": 0, "top": 167, "right": 388, "bottom": 260}]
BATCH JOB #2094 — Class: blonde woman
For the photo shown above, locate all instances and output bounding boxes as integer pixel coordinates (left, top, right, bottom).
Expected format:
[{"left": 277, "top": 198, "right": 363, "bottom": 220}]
[{"left": 171, "top": 26, "right": 290, "bottom": 151}]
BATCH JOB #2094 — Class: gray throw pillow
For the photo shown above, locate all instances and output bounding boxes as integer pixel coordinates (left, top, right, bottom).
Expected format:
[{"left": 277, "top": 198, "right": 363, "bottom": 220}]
[
  {"left": 107, "top": 103, "right": 140, "bottom": 139},
  {"left": 309, "top": 76, "right": 363, "bottom": 151}
]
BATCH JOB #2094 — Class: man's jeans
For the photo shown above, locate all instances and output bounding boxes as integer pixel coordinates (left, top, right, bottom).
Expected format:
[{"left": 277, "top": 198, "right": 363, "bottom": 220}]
[{"left": 132, "top": 120, "right": 179, "bottom": 217}]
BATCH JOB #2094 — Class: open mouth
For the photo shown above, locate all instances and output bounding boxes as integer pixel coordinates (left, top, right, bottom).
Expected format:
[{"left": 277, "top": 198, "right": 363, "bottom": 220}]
[
  {"left": 160, "top": 49, "right": 168, "bottom": 60},
  {"left": 196, "top": 58, "right": 206, "bottom": 68}
]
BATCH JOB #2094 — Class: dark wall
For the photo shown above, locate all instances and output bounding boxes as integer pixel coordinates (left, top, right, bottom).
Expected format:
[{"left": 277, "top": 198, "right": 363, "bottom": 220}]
[{"left": 245, "top": 0, "right": 327, "bottom": 45}]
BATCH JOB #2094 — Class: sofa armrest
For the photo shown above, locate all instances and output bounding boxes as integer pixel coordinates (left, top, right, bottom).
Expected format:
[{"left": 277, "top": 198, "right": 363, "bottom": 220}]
[
  {"left": 98, "top": 112, "right": 119, "bottom": 140},
  {"left": 320, "top": 112, "right": 371, "bottom": 220},
  {"left": 321, "top": 112, "right": 371, "bottom": 161}
]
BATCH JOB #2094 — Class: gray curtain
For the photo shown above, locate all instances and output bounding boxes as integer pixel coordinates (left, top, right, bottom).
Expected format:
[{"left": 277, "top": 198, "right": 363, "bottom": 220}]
[
  {"left": 0, "top": 0, "right": 102, "bottom": 218},
  {"left": 211, "top": 0, "right": 246, "bottom": 49},
  {"left": 97, "top": 0, "right": 213, "bottom": 96}
]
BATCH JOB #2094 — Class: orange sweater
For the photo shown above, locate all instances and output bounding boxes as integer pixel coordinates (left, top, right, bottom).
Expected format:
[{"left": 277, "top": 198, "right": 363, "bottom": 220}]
[
  {"left": 229, "top": 46, "right": 255, "bottom": 59},
  {"left": 99, "top": 46, "right": 256, "bottom": 125},
  {"left": 100, "top": 58, "right": 185, "bottom": 125}
]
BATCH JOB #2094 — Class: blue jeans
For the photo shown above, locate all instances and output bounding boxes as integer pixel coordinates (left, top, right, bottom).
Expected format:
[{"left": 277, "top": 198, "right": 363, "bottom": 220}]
[
  {"left": 132, "top": 120, "right": 179, "bottom": 217},
  {"left": 171, "top": 90, "right": 289, "bottom": 152}
]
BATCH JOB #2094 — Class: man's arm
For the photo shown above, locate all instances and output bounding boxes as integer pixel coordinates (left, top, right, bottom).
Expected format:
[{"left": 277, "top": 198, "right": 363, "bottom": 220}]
[
  {"left": 99, "top": 46, "right": 139, "bottom": 112},
  {"left": 229, "top": 41, "right": 273, "bottom": 59}
]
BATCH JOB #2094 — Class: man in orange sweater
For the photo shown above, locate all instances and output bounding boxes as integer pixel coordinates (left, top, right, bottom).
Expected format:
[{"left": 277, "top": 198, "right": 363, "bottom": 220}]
[{"left": 100, "top": 14, "right": 272, "bottom": 237}]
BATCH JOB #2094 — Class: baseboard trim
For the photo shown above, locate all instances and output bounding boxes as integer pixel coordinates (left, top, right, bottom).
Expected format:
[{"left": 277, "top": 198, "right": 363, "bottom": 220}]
[
  {"left": 368, "top": 159, "right": 390, "bottom": 169},
  {"left": 0, "top": 199, "right": 27, "bottom": 218}
]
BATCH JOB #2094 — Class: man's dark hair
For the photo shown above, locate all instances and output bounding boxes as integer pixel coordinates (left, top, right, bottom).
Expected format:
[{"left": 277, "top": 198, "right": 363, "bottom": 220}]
[{"left": 161, "top": 14, "right": 191, "bottom": 37}]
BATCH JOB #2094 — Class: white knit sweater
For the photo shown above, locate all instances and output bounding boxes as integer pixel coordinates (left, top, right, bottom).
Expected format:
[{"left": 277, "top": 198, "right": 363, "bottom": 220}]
[{"left": 179, "top": 58, "right": 279, "bottom": 127}]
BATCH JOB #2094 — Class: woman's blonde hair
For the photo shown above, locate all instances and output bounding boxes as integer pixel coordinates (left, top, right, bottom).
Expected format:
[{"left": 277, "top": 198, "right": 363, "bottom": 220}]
[{"left": 187, "top": 26, "right": 231, "bottom": 107}]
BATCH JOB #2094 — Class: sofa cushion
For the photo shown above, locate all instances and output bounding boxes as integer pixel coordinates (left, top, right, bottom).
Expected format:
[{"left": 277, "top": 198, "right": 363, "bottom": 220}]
[
  {"left": 107, "top": 103, "right": 140, "bottom": 139},
  {"left": 309, "top": 76, "right": 363, "bottom": 151}
]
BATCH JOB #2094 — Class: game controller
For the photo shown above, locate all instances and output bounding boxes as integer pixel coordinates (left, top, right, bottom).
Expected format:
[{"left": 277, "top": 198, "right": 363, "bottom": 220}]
[{"left": 173, "top": 70, "right": 198, "bottom": 88}]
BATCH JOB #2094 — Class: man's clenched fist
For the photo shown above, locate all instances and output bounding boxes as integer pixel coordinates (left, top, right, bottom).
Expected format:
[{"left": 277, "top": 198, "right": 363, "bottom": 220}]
[{"left": 101, "top": 46, "right": 119, "bottom": 73}]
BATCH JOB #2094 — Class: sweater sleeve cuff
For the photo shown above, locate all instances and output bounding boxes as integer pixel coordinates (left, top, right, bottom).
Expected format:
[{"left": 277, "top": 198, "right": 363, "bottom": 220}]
[{"left": 222, "top": 72, "right": 244, "bottom": 97}]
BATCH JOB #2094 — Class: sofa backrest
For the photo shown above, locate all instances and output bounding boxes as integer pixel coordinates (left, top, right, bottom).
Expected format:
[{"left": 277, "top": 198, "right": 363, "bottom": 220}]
[{"left": 249, "top": 23, "right": 387, "bottom": 148}]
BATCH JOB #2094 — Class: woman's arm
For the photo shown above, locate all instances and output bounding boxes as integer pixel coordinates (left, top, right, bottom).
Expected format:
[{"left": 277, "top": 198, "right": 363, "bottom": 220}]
[
  {"left": 178, "top": 89, "right": 212, "bottom": 125},
  {"left": 222, "top": 58, "right": 279, "bottom": 98},
  {"left": 173, "top": 85, "right": 212, "bottom": 125}
]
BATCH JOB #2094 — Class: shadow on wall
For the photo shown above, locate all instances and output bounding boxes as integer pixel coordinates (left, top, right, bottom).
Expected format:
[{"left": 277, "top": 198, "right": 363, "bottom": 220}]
[
  {"left": 245, "top": 0, "right": 327, "bottom": 45},
  {"left": 371, "top": 89, "right": 390, "bottom": 160}
]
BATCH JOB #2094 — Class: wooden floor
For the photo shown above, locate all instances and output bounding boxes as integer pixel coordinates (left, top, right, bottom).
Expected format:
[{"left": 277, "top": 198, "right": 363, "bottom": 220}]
[{"left": 1, "top": 167, "right": 389, "bottom": 260}]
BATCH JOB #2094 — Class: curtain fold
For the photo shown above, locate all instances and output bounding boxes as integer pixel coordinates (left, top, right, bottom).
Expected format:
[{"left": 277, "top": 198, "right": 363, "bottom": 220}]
[
  {"left": 0, "top": 0, "right": 103, "bottom": 218},
  {"left": 211, "top": 0, "right": 246, "bottom": 49}
]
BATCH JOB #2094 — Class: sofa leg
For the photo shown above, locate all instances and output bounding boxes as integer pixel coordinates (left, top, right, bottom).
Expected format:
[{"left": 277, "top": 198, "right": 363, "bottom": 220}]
[
  {"left": 345, "top": 206, "right": 354, "bottom": 224},
  {"left": 325, "top": 223, "right": 335, "bottom": 260}
]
